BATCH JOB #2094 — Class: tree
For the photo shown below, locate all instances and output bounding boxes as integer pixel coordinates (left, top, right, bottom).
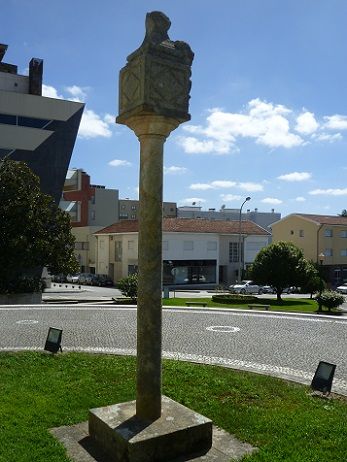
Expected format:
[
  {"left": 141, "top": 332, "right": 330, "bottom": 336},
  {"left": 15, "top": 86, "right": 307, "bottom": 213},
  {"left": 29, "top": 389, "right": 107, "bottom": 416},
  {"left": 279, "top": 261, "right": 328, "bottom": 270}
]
[
  {"left": 339, "top": 209, "right": 347, "bottom": 217},
  {"left": 251, "top": 241, "right": 313, "bottom": 302},
  {"left": 0, "top": 159, "right": 79, "bottom": 294},
  {"left": 297, "top": 259, "right": 321, "bottom": 299}
]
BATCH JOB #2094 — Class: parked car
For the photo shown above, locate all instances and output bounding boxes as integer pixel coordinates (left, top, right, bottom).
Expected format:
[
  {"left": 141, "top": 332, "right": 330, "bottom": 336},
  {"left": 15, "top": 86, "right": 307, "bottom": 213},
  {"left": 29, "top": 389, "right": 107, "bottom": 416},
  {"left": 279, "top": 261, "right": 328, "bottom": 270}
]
[
  {"left": 89, "top": 274, "right": 114, "bottom": 287},
  {"left": 336, "top": 283, "right": 347, "bottom": 294},
  {"left": 78, "top": 273, "right": 94, "bottom": 284},
  {"left": 261, "top": 285, "right": 275, "bottom": 294},
  {"left": 66, "top": 273, "right": 80, "bottom": 283},
  {"left": 51, "top": 274, "right": 66, "bottom": 283},
  {"left": 229, "top": 280, "right": 262, "bottom": 294}
]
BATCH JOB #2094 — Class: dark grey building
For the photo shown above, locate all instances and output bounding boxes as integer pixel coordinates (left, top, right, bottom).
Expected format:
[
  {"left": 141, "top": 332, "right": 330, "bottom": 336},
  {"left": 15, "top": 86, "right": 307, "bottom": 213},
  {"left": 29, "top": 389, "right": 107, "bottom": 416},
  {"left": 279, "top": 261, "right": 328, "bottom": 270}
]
[{"left": 0, "top": 43, "right": 84, "bottom": 203}]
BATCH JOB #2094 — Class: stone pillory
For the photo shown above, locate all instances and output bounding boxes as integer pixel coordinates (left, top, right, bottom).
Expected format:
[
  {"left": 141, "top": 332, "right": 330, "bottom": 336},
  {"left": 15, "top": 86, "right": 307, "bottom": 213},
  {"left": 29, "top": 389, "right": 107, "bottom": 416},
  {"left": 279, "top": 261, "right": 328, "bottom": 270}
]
[{"left": 117, "top": 11, "right": 194, "bottom": 125}]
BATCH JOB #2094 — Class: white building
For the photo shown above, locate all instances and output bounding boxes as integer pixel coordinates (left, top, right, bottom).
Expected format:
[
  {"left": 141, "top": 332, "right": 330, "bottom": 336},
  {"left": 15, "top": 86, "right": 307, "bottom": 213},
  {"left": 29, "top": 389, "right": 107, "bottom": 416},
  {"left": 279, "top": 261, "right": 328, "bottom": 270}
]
[{"left": 94, "top": 218, "right": 271, "bottom": 286}]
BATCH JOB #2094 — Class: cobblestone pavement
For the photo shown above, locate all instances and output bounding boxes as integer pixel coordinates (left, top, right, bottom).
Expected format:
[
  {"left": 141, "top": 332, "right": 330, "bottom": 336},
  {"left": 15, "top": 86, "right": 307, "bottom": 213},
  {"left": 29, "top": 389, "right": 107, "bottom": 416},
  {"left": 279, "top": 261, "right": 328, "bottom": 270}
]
[{"left": 0, "top": 304, "right": 346, "bottom": 395}]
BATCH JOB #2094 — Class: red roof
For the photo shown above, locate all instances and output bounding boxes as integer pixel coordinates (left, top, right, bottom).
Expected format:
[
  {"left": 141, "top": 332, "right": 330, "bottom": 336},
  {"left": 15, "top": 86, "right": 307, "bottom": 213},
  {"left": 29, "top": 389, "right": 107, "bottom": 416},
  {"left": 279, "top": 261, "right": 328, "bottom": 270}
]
[
  {"left": 95, "top": 218, "right": 270, "bottom": 236},
  {"left": 292, "top": 213, "right": 347, "bottom": 226}
]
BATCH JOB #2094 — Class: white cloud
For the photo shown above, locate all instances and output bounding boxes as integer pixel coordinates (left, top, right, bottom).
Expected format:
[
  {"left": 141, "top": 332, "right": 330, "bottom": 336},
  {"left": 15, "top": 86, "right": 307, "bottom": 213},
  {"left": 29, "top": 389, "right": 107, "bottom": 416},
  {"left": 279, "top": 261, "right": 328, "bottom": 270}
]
[
  {"left": 179, "top": 99, "right": 347, "bottom": 154},
  {"left": 179, "top": 198, "right": 207, "bottom": 205},
  {"left": 189, "top": 180, "right": 261, "bottom": 192},
  {"left": 104, "top": 113, "right": 116, "bottom": 124},
  {"left": 189, "top": 183, "right": 214, "bottom": 191},
  {"left": 210, "top": 180, "right": 237, "bottom": 188},
  {"left": 295, "top": 196, "right": 306, "bottom": 202},
  {"left": 177, "top": 136, "right": 230, "bottom": 154},
  {"left": 220, "top": 194, "right": 242, "bottom": 202},
  {"left": 65, "top": 85, "right": 88, "bottom": 102},
  {"left": 295, "top": 111, "right": 319, "bottom": 134},
  {"left": 324, "top": 115, "right": 347, "bottom": 130},
  {"left": 179, "top": 98, "right": 304, "bottom": 153},
  {"left": 79, "top": 109, "right": 112, "bottom": 139},
  {"left": 164, "top": 166, "right": 188, "bottom": 175},
  {"left": 277, "top": 172, "right": 312, "bottom": 182},
  {"left": 42, "top": 84, "right": 63, "bottom": 99},
  {"left": 238, "top": 182, "right": 263, "bottom": 192},
  {"left": 309, "top": 188, "right": 347, "bottom": 196},
  {"left": 261, "top": 197, "right": 283, "bottom": 204},
  {"left": 108, "top": 159, "right": 132, "bottom": 167},
  {"left": 315, "top": 132, "right": 342, "bottom": 142}
]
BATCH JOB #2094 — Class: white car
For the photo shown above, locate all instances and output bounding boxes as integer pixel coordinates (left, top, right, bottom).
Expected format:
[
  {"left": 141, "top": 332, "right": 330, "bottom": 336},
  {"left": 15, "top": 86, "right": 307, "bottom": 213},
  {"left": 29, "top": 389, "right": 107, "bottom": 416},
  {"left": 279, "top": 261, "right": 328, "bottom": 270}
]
[
  {"left": 336, "top": 283, "right": 347, "bottom": 294},
  {"left": 66, "top": 273, "right": 80, "bottom": 283},
  {"left": 229, "top": 280, "right": 262, "bottom": 294}
]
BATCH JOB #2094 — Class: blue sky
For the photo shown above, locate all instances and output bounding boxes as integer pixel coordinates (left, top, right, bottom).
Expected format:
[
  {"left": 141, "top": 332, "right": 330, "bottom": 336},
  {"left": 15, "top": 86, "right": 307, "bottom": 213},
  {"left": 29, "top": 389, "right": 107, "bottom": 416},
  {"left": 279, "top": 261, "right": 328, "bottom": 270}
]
[{"left": 3, "top": 0, "right": 347, "bottom": 217}]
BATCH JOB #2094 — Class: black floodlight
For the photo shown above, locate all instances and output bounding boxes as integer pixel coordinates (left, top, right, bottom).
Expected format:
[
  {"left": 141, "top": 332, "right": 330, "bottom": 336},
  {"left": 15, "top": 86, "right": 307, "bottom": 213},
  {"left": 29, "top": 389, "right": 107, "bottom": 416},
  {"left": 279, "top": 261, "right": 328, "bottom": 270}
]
[
  {"left": 311, "top": 361, "right": 336, "bottom": 395},
  {"left": 44, "top": 327, "right": 63, "bottom": 354}
]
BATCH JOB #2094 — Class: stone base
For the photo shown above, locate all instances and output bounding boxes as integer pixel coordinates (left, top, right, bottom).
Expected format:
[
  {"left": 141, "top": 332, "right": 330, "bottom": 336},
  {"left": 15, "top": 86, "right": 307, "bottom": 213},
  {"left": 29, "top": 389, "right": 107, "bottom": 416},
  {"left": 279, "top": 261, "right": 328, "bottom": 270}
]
[
  {"left": 51, "top": 421, "right": 257, "bottom": 462},
  {"left": 88, "top": 396, "right": 212, "bottom": 461}
]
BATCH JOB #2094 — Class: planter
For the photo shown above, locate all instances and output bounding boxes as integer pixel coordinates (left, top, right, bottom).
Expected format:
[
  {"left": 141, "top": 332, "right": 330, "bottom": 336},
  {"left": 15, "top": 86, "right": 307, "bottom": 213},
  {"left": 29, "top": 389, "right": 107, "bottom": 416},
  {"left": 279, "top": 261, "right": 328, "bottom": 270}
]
[{"left": 0, "top": 292, "right": 42, "bottom": 305}]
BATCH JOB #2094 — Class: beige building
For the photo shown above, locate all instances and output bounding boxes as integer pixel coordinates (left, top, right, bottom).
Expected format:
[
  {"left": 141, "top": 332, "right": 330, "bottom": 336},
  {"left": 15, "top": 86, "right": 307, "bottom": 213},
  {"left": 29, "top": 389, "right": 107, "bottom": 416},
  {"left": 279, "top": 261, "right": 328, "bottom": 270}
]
[
  {"left": 94, "top": 218, "right": 270, "bottom": 286},
  {"left": 271, "top": 213, "right": 347, "bottom": 287},
  {"left": 119, "top": 199, "right": 176, "bottom": 220}
]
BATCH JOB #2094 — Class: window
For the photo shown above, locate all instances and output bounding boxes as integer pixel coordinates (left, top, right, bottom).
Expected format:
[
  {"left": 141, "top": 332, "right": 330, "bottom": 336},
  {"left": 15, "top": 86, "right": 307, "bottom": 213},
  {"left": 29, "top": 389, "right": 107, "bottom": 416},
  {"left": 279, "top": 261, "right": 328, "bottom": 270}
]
[
  {"left": 91, "top": 210, "right": 95, "bottom": 220},
  {"left": 131, "top": 214, "right": 136, "bottom": 219},
  {"left": 115, "top": 241, "right": 122, "bottom": 261},
  {"left": 207, "top": 241, "right": 217, "bottom": 251},
  {"left": 119, "top": 213, "right": 128, "bottom": 219},
  {"left": 290, "top": 230, "right": 294, "bottom": 235},
  {"left": 74, "top": 242, "right": 89, "bottom": 250},
  {"left": 341, "top": 249, "right": 347, "bottom": 257},
  {"left": 340, "top": 230, "right": 347, "bottom": 238},
  {"left": 299, "top": 230, "right": 304, "bottom": 237},
  {"left": 324, "top": 248, "right": 333, "bottom": 257},
  {"left": 121, "top": 204, "right": 126, "bottom": 210},
  {"left": 163, "top": 241, "right": 169, "bottom": 251},
  {"left": 131, "top": 205, "right": 137, "bottom": 210},
  {"left": 128, "top": 240, "right": 134, "bottom": 250},
  {"left": 324, "top": 229, "right": 333, "bottom": 237},
  {"left": 229, "top": 242, "right": 239, "bottom": 263},
  {"left": 183, "top": 241, "right": 194, "bottom": 251}
]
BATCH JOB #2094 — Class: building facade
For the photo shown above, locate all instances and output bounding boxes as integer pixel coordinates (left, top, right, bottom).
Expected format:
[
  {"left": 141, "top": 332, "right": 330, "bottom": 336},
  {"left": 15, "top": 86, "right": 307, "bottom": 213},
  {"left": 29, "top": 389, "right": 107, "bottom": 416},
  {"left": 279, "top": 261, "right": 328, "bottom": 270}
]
[
  {"left": 119, "top": 199, "right": 177, "bottom": 220},
  {"left": 59, "top": 168, "right": 119, "bottom": 273},
  {"left": 271, "top": 213, "right": 347, "bottom": 287},
  {"left": 177, "top": 206, "right": 280, "bottom": 230},
  {"left": 94, "top": 218, "right": 271, "bottom": 286},
  {"left": 0, "top": 44, "right": 83, "bottom": 204}
]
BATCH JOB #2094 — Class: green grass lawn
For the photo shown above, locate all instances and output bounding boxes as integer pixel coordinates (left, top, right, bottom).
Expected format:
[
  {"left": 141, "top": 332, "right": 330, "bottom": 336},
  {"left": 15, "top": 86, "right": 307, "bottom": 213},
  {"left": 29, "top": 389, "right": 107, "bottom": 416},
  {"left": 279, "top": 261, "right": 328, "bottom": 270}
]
[
  {"left": 163, "top": 297, "right": 320, "bottom": 313},
  {"left": 0, "top": 352, "right": 346, "bottom": 462}
]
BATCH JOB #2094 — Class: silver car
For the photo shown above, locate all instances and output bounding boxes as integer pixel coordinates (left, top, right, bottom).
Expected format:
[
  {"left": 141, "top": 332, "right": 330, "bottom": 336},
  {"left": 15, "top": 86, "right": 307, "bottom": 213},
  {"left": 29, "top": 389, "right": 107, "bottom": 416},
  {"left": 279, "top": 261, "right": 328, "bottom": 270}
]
[
  {"left": 229, "top": 280, "right": 262, "bottom": 294},
  {"left": 336, "top": 283, "right": 347, "bottom": 294}
]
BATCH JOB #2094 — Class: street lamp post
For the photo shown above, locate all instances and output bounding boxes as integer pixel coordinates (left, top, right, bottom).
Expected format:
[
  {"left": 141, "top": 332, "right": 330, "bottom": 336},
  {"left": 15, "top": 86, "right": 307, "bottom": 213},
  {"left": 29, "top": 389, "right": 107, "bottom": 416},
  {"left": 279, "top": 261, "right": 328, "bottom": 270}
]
[
  {"left": 238, "top": 196, "right": 251, "bottom": 283},
  {"left": 318, "top": 252, "right": 325, "bottom": 312}
]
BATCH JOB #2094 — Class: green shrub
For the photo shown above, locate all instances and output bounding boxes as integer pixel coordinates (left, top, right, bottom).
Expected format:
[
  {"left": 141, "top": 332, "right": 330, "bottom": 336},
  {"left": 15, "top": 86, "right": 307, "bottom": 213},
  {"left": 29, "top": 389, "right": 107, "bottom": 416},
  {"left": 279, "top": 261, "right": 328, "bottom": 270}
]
[
  {"left": 316, "top": 290, "right": 345, "bottom": 310},
  {"left": 212, "top": 294, "right": 258, "bottom": 304},
  {"left": 117, "top": 274, "right": 138, "bottom": 301}
]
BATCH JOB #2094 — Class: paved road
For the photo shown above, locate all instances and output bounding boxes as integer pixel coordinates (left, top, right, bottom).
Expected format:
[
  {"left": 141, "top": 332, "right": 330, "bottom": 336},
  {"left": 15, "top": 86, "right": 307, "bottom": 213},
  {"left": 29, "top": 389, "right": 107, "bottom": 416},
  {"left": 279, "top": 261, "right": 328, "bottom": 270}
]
[{"left": 0, "top": 304, "right": 346, "bottom": 395}]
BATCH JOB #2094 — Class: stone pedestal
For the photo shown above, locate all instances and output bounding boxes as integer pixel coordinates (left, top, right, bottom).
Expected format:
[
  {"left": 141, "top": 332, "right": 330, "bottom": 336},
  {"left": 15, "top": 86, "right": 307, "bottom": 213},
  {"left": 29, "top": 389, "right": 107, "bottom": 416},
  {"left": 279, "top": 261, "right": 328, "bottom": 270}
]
[{"left": 89, "top": 396, "right": 212, "bottom": 462}]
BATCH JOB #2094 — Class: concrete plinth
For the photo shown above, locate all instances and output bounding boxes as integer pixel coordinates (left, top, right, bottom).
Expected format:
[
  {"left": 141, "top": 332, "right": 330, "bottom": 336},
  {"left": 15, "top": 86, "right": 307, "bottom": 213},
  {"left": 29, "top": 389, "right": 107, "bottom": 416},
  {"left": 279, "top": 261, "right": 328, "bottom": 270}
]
[{"left": 88, "top": 396, "right": 212, "bottom": 462}]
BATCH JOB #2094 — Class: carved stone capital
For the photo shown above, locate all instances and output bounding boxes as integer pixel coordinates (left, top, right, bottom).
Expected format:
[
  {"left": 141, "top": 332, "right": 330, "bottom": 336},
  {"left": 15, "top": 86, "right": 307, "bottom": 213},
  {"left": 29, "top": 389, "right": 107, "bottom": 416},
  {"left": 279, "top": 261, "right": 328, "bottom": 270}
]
[{"left": 122, "top": 114, "right": 181, "bottom": 140}]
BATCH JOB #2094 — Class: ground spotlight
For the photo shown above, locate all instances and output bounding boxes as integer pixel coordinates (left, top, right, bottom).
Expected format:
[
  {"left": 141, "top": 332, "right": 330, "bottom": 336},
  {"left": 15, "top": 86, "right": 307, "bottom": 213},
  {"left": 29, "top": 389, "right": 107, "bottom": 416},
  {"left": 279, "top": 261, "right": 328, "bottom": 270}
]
[
  {"left": 44, "top": 327, "right": 63, "bottom": 354},
  {"left": 311, "top": 361, "right": 336, "bottom": 396}
]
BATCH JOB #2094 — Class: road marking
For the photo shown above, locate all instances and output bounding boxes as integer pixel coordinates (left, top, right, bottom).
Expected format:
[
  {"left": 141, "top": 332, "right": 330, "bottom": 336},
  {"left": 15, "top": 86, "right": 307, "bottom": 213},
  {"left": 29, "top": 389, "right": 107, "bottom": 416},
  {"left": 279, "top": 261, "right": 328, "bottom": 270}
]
[
  {"left": 15, "top": 319, "right": 38, "bottom": 325},
  {"left": 206, "top": 326, "right": 240, "bottom": 333}
]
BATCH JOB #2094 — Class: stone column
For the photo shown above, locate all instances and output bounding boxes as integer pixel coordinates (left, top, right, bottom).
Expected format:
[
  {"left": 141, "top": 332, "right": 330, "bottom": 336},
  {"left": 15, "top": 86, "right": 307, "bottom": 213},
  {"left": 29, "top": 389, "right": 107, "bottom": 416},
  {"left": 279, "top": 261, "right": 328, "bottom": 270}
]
[
  {"left": 124, "top": 115, "right": 180, "bottom": 419},
  {"left": 116, "top": 11, "right": 193, "bottom": 422}
]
